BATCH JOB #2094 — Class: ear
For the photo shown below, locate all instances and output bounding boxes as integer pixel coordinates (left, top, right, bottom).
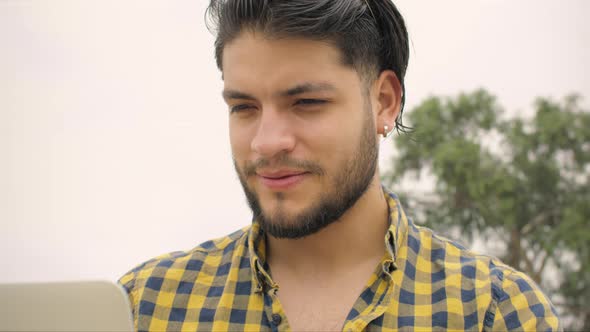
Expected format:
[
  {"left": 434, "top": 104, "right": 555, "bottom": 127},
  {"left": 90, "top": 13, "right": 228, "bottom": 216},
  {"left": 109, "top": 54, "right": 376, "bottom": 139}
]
[{"left": 373, "top": 70, "right": 402, "bottom": 137}]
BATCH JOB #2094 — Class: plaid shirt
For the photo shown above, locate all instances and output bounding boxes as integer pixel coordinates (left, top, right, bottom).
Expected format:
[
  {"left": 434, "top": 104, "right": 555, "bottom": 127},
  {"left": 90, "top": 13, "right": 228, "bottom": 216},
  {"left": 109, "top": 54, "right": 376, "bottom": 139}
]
[{"left": 119, "top": 189, "right": 561, "bottom": 331}]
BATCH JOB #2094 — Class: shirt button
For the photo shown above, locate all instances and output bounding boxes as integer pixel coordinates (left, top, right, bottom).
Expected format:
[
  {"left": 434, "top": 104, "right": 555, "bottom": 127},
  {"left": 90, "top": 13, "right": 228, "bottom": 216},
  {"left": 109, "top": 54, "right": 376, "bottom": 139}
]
[{"left": 271, "top": 313, "right": 282, "bottom": 326}]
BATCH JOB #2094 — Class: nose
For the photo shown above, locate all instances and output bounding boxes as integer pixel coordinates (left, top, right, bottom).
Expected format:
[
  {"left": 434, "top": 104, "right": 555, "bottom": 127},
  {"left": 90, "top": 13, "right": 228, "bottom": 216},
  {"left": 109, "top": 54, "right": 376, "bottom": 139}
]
[{"left": 250, "top": 107, "right": 296, "bottom": 158}]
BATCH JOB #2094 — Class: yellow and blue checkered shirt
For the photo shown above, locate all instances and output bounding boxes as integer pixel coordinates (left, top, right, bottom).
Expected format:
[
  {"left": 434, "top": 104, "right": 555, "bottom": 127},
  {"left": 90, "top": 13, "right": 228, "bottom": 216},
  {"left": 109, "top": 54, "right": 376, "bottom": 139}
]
[{"left": 119, "top": 189, "right": 561, "bottom": 331}]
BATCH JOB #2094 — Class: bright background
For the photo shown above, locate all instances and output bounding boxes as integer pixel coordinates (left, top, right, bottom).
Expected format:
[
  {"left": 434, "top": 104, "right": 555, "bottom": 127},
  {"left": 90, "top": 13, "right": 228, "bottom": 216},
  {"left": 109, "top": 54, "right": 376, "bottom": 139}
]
[{"left": 1, "top": 0, "right": 588, "bottom": 283}]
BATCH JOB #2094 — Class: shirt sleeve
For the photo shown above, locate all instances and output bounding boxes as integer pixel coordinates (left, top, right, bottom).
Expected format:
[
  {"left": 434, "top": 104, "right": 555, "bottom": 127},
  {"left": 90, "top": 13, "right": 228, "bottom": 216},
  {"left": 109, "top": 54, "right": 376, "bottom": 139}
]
[
  {"left": 118, "top": 268, "right": 140, "bottom": 331},
  {"left": 485, "top": 266, "right": 562, "bottom": 331},
  {"left": 117, "top": 252, "right": 182, "bottom": 330}
]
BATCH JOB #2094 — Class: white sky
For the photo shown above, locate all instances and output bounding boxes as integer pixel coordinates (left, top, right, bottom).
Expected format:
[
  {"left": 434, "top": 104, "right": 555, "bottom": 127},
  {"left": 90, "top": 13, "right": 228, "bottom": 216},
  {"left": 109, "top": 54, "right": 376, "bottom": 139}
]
[{"left": 0, "top": 0, "right": 588, "bottom": 283}]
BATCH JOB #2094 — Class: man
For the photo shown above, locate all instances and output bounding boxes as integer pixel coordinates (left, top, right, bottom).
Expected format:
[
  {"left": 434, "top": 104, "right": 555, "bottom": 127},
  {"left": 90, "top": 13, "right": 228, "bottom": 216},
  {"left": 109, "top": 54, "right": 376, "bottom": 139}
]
[{"left": 119, "top": 0, "right": 561, "bottom": 331}]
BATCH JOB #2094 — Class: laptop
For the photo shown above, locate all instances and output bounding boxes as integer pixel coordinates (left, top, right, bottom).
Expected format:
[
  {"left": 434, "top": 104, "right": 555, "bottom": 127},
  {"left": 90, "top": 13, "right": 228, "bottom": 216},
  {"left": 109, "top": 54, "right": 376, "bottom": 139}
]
[{"left": 0, "top": 281, "right": 134, "bottom": 332}]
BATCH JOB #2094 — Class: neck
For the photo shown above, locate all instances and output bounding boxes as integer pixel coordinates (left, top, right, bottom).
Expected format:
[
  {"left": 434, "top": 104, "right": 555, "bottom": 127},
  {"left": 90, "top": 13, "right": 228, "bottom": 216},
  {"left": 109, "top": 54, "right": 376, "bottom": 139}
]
[{"left": 266, "top": 175, "right": 389, "bottom": 277}]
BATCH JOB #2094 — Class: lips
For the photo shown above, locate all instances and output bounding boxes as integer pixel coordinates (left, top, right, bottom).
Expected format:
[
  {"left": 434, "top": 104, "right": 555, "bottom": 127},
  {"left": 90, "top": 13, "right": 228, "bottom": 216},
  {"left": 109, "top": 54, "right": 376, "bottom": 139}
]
[
  {"left": 256, "top": 170, "right": 309, "bottom": 190},
  {"left": 257, "top": 170, "right": 306, "bottom": 178}
]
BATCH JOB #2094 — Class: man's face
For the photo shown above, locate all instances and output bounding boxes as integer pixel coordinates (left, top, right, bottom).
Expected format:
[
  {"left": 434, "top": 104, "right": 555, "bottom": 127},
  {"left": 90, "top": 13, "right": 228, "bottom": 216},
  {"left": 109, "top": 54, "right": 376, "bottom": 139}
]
[{"left": 222, "top": 32, "right": 379, "bottom": 239}]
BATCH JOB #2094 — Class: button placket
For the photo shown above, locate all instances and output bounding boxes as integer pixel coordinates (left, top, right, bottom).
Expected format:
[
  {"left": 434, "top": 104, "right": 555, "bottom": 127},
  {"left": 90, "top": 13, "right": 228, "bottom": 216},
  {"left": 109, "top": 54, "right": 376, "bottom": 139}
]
[
  {"left": 271, "top": 313, "right": 282, "bottom": 326},
  {"left": 262, "top": 285, "right": 289, "bottom": 331}
]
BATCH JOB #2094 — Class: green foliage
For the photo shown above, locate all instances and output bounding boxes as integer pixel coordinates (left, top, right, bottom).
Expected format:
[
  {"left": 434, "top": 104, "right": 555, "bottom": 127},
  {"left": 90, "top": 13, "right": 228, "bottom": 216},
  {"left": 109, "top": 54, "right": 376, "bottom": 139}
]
[{"left": 384, "top": 90, "right": 590, "bottom": 330}]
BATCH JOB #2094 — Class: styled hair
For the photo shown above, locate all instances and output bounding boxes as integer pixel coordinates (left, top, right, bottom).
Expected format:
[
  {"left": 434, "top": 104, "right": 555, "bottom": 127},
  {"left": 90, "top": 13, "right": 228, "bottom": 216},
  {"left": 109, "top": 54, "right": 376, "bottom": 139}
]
[{"left": 206, "top": 0, "right": 410, "bottom": 132}]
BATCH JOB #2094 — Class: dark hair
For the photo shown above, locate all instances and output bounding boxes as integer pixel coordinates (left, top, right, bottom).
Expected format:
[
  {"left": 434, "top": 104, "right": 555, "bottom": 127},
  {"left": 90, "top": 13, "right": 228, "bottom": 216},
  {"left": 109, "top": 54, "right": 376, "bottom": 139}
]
[{"left": 206, "top": 0, "right": 410, "bottom": 132}]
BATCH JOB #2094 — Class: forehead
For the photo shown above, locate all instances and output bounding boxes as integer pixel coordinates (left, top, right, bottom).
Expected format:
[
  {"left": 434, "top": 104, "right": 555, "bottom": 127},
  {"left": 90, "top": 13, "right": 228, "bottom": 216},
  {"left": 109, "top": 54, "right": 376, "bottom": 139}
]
[{"left": 221, "top": 32, "right": 360, "bottom": 94}]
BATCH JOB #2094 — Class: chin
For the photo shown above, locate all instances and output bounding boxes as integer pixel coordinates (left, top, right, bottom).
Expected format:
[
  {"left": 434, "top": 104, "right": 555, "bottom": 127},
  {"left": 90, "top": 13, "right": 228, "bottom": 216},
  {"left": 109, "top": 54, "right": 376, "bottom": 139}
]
[{"left": 260, "top": 200, "right": 302, "bottom": 219}]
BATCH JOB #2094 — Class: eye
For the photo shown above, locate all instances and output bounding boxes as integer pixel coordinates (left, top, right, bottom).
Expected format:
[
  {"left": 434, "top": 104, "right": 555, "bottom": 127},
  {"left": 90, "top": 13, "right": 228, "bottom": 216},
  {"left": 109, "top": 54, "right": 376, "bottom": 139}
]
[
  {"left": 294, "top": 99, "right": 327, "bottom": 106},
  {"left": 230, "top": 104, "right": 256, "bottom": 114}
]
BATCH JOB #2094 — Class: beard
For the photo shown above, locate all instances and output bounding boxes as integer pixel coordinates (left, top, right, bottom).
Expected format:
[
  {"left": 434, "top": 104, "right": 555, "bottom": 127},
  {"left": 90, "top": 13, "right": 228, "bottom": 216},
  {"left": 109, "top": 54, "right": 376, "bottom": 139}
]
[{"left": 233, "top": 100, "right": 379, "bottom": 239}]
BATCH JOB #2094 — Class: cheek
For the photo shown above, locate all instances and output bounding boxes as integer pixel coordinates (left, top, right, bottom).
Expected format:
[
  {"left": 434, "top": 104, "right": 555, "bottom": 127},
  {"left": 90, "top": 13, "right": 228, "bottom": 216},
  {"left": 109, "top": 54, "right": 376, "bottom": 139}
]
[
  {"left": 229, "top": 122, "right": 252, "bottom": 159},
  {"left": 295, "top": 129, "right": 354, "bottom": 184},
  {"left": 298, "top": 111, "right": 364, "bottom": 157}
]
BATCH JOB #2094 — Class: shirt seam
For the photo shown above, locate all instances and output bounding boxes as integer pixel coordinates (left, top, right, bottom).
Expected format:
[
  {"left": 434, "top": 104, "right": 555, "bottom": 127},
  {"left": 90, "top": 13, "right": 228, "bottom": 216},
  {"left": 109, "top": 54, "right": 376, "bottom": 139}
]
[{"left": 483, "top": 264, "right": 504, "bottom": 331}]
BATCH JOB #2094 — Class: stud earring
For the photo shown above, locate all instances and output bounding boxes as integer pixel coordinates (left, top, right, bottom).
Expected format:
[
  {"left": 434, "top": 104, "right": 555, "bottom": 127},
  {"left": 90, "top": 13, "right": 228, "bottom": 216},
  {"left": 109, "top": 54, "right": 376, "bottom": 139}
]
[{"left": 382, "top": 125, "right": 389, "bottom": 138}]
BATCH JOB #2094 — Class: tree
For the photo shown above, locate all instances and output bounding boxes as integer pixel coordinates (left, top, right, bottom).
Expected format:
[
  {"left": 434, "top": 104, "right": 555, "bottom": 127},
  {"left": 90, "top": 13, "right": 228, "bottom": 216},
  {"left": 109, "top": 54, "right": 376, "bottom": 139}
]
[{"left": 383, "top": 90, "right": 590, "bottom": 330}]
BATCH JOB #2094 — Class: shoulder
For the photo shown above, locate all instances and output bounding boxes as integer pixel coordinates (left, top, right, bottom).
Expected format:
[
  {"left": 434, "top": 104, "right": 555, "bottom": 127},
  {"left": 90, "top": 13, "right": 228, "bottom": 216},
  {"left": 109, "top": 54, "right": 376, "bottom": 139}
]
[
  {"left": 406, "top": 223, "right": 561, "bottom": 331},
  {"left": 405, "top": 220, "right": 494, "bottom": 276},
  {"left": 118, "top": 226, "right": 250, "bottom": 308},
  {"left": 485, "top": 259, "right": 561, "bottom": 331}
]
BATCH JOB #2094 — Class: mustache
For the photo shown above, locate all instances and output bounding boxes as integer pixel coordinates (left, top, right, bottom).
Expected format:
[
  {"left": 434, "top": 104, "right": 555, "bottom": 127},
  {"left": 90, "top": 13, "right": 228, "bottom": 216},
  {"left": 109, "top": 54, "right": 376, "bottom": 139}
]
[{"left": 241, "top": 154, "right": 325, "bottom": 177}]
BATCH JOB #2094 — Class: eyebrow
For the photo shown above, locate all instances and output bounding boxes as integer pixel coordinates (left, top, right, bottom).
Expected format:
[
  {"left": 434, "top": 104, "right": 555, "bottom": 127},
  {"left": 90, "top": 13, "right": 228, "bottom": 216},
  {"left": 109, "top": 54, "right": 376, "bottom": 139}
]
[
  {"left": 222, "top": 82, "right": 336, "bottom": 101},
  {"left": 222, "top": 90, "right": 256, "bottom": 101},
  {"left": 280, "top": 82, "right": 336, "bottom": 97}
]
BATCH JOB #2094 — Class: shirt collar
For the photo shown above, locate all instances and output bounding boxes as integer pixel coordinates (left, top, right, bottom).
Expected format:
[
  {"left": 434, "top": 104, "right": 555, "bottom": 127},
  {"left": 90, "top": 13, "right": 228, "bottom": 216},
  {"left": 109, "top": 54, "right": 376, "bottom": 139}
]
[
  {"left": 247, "top": 186, "right": 409, "bottom": 291},
  {"left": 247, "top": 221, "right": 277, "bottom": 293},
  {"left": 382, "top": 188, "right": 408, "bottom": 276}
]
